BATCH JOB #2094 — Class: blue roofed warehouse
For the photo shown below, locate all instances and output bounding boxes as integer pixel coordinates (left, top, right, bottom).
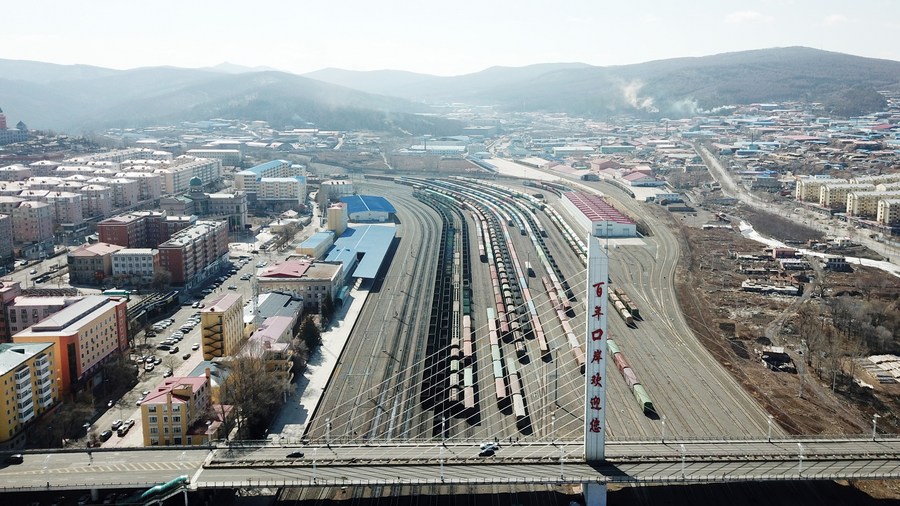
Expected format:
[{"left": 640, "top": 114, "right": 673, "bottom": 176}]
[{"left": 340, "top": 195, "right": 396, "bottom": 222}]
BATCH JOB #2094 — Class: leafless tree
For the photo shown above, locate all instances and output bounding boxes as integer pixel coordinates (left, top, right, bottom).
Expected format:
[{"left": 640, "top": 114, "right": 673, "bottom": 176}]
[{"left": 222, "top": 341, "right": 285, "bottom": 439}]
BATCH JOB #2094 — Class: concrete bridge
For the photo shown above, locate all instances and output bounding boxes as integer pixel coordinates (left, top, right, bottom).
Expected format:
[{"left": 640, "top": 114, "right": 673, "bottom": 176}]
[{"left": 2, "top": 437, "right": 898, "bottom": 495}]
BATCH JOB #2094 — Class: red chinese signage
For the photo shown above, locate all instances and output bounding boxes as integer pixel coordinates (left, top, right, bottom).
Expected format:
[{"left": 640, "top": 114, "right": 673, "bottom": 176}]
[{"left": 584, "top": 238, "right": 608, "bottom": 461}]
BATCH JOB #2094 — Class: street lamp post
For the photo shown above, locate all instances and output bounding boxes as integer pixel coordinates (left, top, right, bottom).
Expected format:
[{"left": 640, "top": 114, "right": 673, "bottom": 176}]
[
  {"left": 661, "top": 415, "right": 667, "bottom": 443},
  {"left": 797, "top": 443, "right": 804, "bottom": 475},
  {"left": 680, "top": 444, "right": 686, "bottom": 477},
  {"left": 872, "top": 414, "right": 881, "bottom": 441},
  {"left": 767, "top": 415, "right": 774, "bottom": 442}
]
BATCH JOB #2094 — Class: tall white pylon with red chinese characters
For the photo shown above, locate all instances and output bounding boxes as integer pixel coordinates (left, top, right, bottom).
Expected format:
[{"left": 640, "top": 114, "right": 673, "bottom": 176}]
[
  {"left": 584, "top": 237, "right": 608, "bottom": 460},
  {"left": 583, "top": 237, "right": 608, "bottom": 506}
]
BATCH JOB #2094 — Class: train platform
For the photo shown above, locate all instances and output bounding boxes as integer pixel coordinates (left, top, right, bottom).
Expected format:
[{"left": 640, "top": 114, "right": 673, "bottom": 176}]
[{"left": 268, "top": 282, "right": 370, "bottom": 440}]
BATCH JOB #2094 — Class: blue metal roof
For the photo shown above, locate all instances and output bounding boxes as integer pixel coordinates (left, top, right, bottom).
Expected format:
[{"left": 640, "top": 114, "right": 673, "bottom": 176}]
[
  {"left": 243, "top": 159, "right": 290, "bottom": 176},
  {"left": 340, "top": 195, "right": 396, "bottom": 215},
  {"left": 299, "top": 231, "right": 335, "bottom": 250},
  {"left": 325, "top": 225, "right": 396, "bottom": 279}
]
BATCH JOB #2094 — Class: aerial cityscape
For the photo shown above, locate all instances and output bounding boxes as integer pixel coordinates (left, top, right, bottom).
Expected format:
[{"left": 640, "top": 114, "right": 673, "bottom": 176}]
[{"left": 1, "top": 4, "right": 900, "bottom": 505}]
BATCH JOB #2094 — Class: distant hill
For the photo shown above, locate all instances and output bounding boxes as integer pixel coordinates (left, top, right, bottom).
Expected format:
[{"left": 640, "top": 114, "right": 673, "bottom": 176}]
[
  {"left": 304, "top": 62, "right": 593, "bottom": 101},
  {"left": 306, "top": 48, "right": 900, "bottom": 117},
  {"left": 0, "top": 60, "right": 462, "bottom": 135},
  {"left": 1, "top": 48, "right": 897, "bottom": 134}
]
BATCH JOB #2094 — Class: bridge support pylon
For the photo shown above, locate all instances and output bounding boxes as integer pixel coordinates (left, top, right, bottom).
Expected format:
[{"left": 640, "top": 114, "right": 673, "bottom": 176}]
[{"left": 583, "top": 482, "right": 607, "bottom": 506}]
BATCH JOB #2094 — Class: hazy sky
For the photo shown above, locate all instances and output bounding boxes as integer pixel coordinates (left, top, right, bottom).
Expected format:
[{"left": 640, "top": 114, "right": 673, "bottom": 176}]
[{"left": 3, "top": 0, "right": 898, "bottom": 76}]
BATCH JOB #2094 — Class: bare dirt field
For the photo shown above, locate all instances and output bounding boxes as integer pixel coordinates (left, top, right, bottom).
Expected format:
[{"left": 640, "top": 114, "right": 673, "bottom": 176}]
[{"left": 670, "top": 207, "right": 900, "bottom": 500}]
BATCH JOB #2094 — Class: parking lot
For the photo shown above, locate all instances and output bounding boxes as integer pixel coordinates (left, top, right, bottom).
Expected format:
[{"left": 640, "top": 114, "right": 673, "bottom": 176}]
[{"left": 91, "top": 252, "right": 264, "bottom": 448}]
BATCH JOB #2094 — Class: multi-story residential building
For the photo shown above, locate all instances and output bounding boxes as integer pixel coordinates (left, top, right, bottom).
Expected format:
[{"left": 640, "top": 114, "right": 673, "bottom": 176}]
[
  {"left": 0, "top": 195, "right": 23, "bottom": 215},
  {"left": 28, "top": 161, "right": 61, "bottom": 177},
  {"left": 12, "top": 295, "right": 128, "bottom": 395},
  {"left": 78, "top": 184, "right": 113, "bottom": 218},
  {"left": 876, "top": 199, "right": 900, "bottom": 226},
  {"left": 234, "top": 160, "right": 296, "bottom": 193},
  {"left": 0, "top": 214, "right": 11, "bottom": 264},
  {"left": 185, "top": 149, "right": 242, "bottom": 166},
  {"left": 12, "top": 201, "right": 54, "bottom": 245},
  {"left": 140, "top": 374, "right": 228, "bottom": 447},
  {"left": 116, "top": 172, "right": 162, "bottom": 201},
  {"left": 66, "top": 148, "right": 158, "bottom": 164},
  {"left": 847, "top": 191, "right": 900, "bottom": 218},
  {"left": 0, "top": 342, "right": 57, "bottom": 449},
  {"left": 256, "top": 177, "right": 307, "bottom": 206},
  {"left": 67, "top": 242, "right": 124, "bottom": 285},
  {"left": 97, "top": 213, "right": 151, "bottom": 248},
  {"left": 6, "top": 295, "right": 84, "bottom": 336},
  {"left": 23, "top": 177, "right": 64, "bottom": 191},
  {"left": 88, "top": 177, "right": 139, "bottom": 208},
  {"left": 243, "top": 316, "right": 294, "bottom": 398},
  {"left": 157, "top": 220, "right": 228, "bottom": 287},
  {"left": 0, "top": 164, "right": 32, "bottom": 181},
  {"left": 157, "top": 157, "right": 222, "bottom": 194},
  {"left": 98, "top": 211, "right": 194, "bottom": 249},
  {"left": 794, "top": 176, "right": 840, "bottom": 202},
  {"left": 256, "top": 260, "right": 343, "bottom": 313},
  {"left": 819, "top": 183, "right": 875, "bottom": 209},
  {"left": 111, "top": 249, "right": 159, "bottom": 284},
  {"left": 201, "top": 293, "right": 244, "bottom": 361},
  {"left": 44, "top": 191, "right": 84, "bottom": 227}
]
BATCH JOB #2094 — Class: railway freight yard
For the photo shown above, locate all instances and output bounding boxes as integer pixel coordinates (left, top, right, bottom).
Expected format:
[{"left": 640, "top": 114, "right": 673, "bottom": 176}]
[{"left": 288, "top": 169, "right": 900, "bottom": 503}]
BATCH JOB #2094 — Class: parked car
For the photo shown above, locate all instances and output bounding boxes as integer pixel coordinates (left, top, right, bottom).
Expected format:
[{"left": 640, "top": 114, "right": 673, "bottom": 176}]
[
  {"left": 227, "top": 285, "right": 237, "bottom": 290},
  {"left": 99, "top": 430, "right": 113, "bottom": 441},
  {"left": 116, "top": 425, "right": 130, "bottom": 437},
  {"left": 163, "top": 368, "right": 174, "bottom": 378},
  {"left": 5, "top": 454, "right": 23, "bottom": 465},
  {"left": 144, "top": 363, "right": 154, "bottom": 372},
  {"left": 168, "top": 346, "right": 179, "bottom": 354},
  {"left": 192, "top": 343, "right": 200, "bottom": 351},
  {"left": 182, "top": 353, "right": 191, "bottom": 360},
  {"left": 111, "top": 420, "right": 123, "bottom": 430}
]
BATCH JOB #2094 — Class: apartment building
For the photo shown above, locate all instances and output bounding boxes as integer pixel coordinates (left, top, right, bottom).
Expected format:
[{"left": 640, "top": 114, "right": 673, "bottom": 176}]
[
  {"left": 98, "top": 211, "right": 194, "bottom": 249},
  {"left": 0, "top": 281, "right": 22, "bottom": 342},
  {"left": 12, "top": 201, "right": 54, "bottom": 245},
  {"left": 847, "top": 190, "right": 900, "bottom": 218},
  {"left": 819, "top": 183, "right": 875, "bottom": 209},
  {"left": 111, "top": 249, "right": 159, "bottom": 284},
  {"left": 12, "top": 295, "right": 128, "bottom": 395},
  {"left": 78, "top": 184, "right": 113, "bottom": 218},
  {"left": 201, "top": 293, "right": 244, "bottom": 361},
  {"left": 44, "top": 191, "right": 84, "bottom": 227},
  {"left": 794, "top": 176, "right": 840, "bottom": 202},
  {"left": 256, "top": 177, "right": 307, "bottom": 206},
  {"left": 6, "top": 295, "right": 84, "bottom": 336},
  {"left": 116, "top": 172, "right": 162, "bottom": 201},
  {"left": 0, "top": 342, "right": 57, "bottom": 449},
  {"left": 0, "top": 164, "right": 32, "bottom": 181},
  {"left": 185, "top": 149, "right": 242, "bottom": 166},
  {"left": 157, "top": 220, "right": 228, "bottom": 287},
  {"left": 234, "top": 160, "right": 296, "bottom": 193},
  {"left": 158, "top": 158, "right": 222, "bottom": 194},
  {"left": 243, "top": 316, "right": 294, "bottom": 397},
  {"left": 67, "top": 242, "right": 125, "bottom": 285},
  {"left": 140, "top": 372, "right": 231, "bottom": 447},
  {"left": 876, "top": 199, "right": 900, "bottom": 226}
]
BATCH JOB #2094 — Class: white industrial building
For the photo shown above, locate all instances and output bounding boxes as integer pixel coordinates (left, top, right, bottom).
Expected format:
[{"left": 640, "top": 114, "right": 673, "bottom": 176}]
[{"left": 560, "top": 191, "right": 637, "bottom": 238}]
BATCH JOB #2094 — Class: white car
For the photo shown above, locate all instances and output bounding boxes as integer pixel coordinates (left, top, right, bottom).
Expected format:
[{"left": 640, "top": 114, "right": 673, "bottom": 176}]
[{"left": 480, "top": 442, "right": 500, "bottom": 451}]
